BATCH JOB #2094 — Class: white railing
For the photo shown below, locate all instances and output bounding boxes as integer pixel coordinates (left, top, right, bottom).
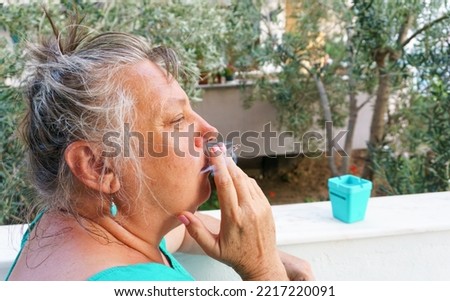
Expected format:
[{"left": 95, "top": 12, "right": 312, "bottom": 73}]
[{"left": 1, "top": 191, "right": 449, "bottom": 280}]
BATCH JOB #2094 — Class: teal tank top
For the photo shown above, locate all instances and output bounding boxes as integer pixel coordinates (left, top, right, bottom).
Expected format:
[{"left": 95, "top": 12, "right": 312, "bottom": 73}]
[{"left": 5, "top": 212, "right": 194, "bottom": 281}]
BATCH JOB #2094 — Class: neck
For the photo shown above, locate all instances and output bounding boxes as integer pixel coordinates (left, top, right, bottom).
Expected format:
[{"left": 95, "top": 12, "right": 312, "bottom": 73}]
[
  {"left": 94, "top": 215, "right": 166, "bottom": 264},
  {"left": 75, "top": 194, "right": 178, "bottom": 265}
]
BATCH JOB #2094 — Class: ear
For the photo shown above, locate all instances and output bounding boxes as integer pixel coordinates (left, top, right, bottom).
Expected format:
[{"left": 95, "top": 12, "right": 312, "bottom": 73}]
[{"left": 64, "top": 141, "right": 120, "bottom": 194}]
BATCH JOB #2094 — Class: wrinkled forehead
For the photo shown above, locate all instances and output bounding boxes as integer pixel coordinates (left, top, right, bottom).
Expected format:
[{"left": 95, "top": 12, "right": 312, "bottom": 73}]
[{"left": 119, "top": 60, "right": 183, "bottom": 120}]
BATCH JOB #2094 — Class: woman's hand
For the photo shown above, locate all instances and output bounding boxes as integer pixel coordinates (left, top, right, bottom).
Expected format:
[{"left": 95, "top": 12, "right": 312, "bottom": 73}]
[
  {"left": 279, "top": 250, "right": 315, "bottom": 281},
  {"left": 178, "top": 145, "right": 288, "bottom": 280}
]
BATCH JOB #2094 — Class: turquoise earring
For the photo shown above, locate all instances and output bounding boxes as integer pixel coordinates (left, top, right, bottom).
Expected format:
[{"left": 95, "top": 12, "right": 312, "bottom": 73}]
[{"left": 110, "top": 196, "right": 118, "bottom": 217}]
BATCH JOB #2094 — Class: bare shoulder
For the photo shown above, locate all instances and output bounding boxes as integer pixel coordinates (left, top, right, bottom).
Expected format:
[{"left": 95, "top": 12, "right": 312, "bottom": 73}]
[{"left": 7, "top": 212, "right": 144, "bottom": 280}]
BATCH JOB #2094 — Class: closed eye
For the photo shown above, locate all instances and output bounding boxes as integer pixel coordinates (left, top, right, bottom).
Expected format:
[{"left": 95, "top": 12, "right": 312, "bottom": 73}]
[{"left": 172, "top": 115, "right": 185, "bottom": 127}]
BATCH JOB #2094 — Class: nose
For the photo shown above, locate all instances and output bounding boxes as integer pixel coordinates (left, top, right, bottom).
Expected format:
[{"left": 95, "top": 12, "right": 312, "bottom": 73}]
[{"left": 193, "top": 113, "right": 218, "bottom": 149}]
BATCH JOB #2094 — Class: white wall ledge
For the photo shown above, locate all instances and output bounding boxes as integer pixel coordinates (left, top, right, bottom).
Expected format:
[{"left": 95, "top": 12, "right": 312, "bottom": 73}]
[
  {"left": 199, "top": 192, "right": 450, "bottom": 245},
  {"left": 1, "top": 191, "right": 449, "bottom": 280},
  {"left": 274, "top": 191, "right": 450, "bottom": 245}
]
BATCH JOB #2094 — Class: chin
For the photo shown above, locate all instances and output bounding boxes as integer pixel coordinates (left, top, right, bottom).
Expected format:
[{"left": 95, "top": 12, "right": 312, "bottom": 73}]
[{"left": 196, "top": 180, "right": 212, "bottom": 208}]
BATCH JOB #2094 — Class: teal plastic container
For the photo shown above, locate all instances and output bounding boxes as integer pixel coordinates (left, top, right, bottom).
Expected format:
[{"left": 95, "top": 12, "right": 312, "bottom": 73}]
[{"left": 328, "top": 175, "right": 373, "bottom": 223}]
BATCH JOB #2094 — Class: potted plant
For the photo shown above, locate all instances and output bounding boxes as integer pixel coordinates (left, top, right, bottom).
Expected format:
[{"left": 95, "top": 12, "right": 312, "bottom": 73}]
[{"left": 223, "top": 64, "right": 236, "bottom": 82}]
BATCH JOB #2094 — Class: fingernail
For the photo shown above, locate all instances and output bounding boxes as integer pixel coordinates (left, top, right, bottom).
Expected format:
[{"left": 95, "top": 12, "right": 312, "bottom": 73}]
[
  {"left": 209, "top": 146, "right": 220, "bottom": 154},
  {"left": 177, "top": 215, "right": 190, "bottom": 226},
  {"left": 219, "top": 143, "right": 227, "bottom": 153}
]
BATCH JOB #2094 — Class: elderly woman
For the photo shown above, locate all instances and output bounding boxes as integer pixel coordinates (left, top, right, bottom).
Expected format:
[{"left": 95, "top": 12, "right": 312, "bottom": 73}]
[{"left": 5, "top": 16, "right": 313, "bottom": 281}]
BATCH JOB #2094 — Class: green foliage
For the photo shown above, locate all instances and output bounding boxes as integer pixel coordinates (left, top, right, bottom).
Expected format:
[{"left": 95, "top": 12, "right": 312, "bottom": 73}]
[
  {"left": 248, "top": 1, "right": 348, "bottom": 137},
  {"left": 372, "top": 29, "right": 450, "bottom": 194},
  {"left": 248, "top": 0, "right": 449, "bottom": 184},
  {"left": 133, "top": 1, "right": 229, "bottom": 87},
  {"left": 371, "top": 146, "right": 434, "bottom": 195},
  {"left": 223, "top": 0, "right": 262, "bottom": 71},
  {"left": 0, "top": 36, "right": 34, "bottom": 225},
  {"left": 353, "top": 0, "right": 420, "bottom": 50}
]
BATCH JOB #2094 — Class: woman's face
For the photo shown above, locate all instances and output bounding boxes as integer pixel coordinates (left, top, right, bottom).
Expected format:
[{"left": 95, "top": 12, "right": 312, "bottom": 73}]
[{"left": 121, "top": 60, "right": 217, "bottom": 216}]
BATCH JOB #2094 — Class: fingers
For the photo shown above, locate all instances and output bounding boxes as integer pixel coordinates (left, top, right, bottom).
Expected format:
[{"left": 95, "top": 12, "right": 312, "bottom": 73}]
[
  {"left": 177, "top": 211, "right": 218, "bottom": 258},
  {"left": 248, "top": 177, "right": 268, "bottom": 202},
  {"left": 208, "top": 146, "right": 239, "bottom": 213},
  {"left": 210, "top": 144, "right": 270, "bottom": 212},
  {"left": 279, "top": 250, "right": 315, "bottom": 281},
  {"left": 195, "top": 144, "right": 287, "bottom": 280},
  {"left": 247, "top": 177, "right": 259, "bottom": 200},
  {"left": 216, "top": 143, "right": 254, "bottom": 204},
  {"left": 223, "top": 154, "right": 252, "bottom": 204}
]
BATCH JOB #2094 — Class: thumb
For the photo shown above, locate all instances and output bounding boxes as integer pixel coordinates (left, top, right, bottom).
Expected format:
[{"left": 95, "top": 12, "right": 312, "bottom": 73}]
[{"left": 178, "top": 211, "right": 218, "bottom": 258}]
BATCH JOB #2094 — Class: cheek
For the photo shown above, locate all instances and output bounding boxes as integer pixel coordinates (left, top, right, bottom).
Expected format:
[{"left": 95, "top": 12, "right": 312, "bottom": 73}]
[
  {"left": 159, "top": 153, "right": 206, "bottom": 195},
  {"left": 170, "top": 138, "right": 203, "bottom": 167},
  {"left": 141, "top": 136, "right": 205, "bottom": 191},
  {"left": 151, "top": 158, "right": 207, "bottom": 205},
  {"left": 139, "top": 154, "right": 210, "bottom": 213},
  {"left": 145, "top": 149, "right": 200, "bottom": 184}
]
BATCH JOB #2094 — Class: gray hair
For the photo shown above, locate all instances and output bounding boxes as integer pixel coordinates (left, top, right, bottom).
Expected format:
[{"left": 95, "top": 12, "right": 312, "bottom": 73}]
[{"left": 21, "top": 14, "right": 180, "bottom": 217}]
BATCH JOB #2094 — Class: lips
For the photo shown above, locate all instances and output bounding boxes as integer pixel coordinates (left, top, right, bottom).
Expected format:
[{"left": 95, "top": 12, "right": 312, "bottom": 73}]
[
  {"left": 200, "top": 164, "right": 212, "bottom": 174},
  {"left": 200, "top": 158, "right": 213, "bottom": 174}
]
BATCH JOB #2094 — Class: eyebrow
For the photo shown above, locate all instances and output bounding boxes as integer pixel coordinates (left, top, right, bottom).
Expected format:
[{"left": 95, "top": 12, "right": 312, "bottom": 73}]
[{"left": 167, "top": 97, "right": 189, "bottom": 106}]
